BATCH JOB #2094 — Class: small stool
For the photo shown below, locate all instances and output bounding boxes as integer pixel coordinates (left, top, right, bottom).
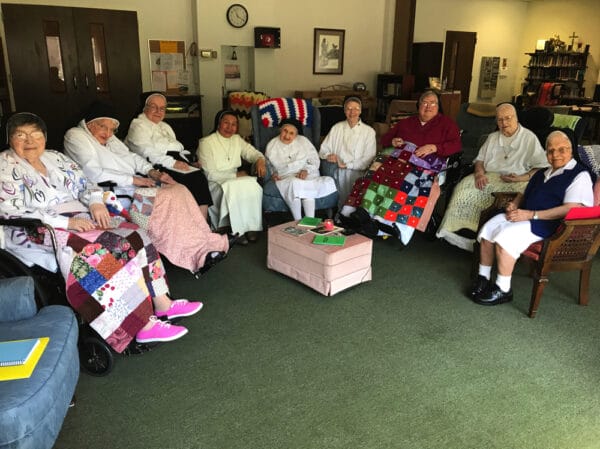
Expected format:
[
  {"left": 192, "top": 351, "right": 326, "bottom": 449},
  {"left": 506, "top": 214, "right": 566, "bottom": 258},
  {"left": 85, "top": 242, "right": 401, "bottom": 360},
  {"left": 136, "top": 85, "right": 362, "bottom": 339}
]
[{"left": 267, "top": 221, "right": 372, "bottom": 296}]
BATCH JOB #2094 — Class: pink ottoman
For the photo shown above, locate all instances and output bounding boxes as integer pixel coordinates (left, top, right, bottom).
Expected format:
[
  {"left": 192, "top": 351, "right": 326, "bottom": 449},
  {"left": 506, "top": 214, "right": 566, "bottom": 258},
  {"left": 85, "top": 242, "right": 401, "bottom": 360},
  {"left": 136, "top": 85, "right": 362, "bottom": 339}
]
[{"left": 267, "top": 221, "right": 372, "bottom": 296}]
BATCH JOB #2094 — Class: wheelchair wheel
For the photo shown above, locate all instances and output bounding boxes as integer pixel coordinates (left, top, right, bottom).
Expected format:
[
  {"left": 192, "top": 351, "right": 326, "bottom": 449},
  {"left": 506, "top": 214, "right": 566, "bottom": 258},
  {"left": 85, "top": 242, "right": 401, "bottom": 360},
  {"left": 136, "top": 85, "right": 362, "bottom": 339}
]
[{"left": 79, "top": 336, "right": 114, "bottom": 376}]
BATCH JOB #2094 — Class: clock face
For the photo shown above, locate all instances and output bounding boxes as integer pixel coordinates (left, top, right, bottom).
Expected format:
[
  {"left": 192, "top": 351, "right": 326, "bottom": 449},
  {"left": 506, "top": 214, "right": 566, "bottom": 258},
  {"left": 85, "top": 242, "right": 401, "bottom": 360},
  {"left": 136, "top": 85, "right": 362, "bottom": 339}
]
[{"left": 226, "top": 4, "right": 248, "bottom": 28}]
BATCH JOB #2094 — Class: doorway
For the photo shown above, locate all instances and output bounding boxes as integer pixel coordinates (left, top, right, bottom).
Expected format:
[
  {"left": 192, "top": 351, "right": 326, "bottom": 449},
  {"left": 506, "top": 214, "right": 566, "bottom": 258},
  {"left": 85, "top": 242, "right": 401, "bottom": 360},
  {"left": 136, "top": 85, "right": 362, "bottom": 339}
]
[
  {"left": 442, "top": 31, "right": 476, "bottom": 103},
  {"left": 2, "top": 4, "right": 142, "bottom": 150}
]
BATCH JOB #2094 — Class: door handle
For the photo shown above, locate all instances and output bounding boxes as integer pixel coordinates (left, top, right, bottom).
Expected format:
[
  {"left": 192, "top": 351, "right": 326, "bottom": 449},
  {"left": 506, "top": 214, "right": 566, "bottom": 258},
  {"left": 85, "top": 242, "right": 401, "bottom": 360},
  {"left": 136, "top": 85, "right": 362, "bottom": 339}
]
[
  {"left": 73, "top": 75, "right": 78, "bottom": 89},
  {"left": 84, "top": 73, "right": 89, "bottom": 88}
]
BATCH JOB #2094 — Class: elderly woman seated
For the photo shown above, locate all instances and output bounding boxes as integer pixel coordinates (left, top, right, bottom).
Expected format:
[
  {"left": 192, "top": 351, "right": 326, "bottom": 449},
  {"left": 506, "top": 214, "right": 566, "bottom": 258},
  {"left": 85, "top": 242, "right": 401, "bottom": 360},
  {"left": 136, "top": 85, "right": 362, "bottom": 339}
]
[
  {"left": 319, "top": 96, "right": 377, "bottom": 207},
  {"left": 124, "top": 92, "right": 213, "bottom": 221},
  {"left": 437, "top": 102, "right": 549, "bottom": 251},
  {"left": 197, "top": 110, "right": 266, "bottom": 245},
  {"left": 265, "top": 118, "right": 337, "bottom": 220},
  {"left": 338, "top": 90, "right": 462, "bottom": 244},
  {"left": 64, "top": 101, "right": 233, "bottom": 275},
  {"left": 0, "top": 113, "right": 204, "bottom": 351},
  {"left": 470, "top": 130, "right": 593, "bottom": 306}
]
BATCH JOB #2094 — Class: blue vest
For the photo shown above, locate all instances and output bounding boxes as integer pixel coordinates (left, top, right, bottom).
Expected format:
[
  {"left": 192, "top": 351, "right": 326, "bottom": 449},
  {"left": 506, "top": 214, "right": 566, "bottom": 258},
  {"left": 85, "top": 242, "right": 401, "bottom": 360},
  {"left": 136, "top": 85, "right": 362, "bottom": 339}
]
[{"left": 522, "top": 162, "right": 588, "bottom": 237}]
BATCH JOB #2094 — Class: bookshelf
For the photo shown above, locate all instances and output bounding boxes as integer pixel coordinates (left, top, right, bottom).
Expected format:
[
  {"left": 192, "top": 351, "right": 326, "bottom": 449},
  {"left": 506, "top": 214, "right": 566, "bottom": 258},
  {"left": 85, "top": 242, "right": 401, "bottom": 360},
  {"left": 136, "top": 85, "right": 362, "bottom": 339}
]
[
  {"left": 375, "top": 74, "right": 414, "bottom": 122},
  {"left": 523, "top": 51, "right": 588, "bottom": 100}
]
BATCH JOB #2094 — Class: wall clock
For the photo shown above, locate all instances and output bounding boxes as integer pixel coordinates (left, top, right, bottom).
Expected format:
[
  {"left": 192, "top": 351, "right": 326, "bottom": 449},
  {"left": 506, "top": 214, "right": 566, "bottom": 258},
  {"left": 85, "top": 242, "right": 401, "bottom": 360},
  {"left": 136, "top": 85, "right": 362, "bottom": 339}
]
[{"left": 226, "top": 4, "right": 248, "bottom": 28}]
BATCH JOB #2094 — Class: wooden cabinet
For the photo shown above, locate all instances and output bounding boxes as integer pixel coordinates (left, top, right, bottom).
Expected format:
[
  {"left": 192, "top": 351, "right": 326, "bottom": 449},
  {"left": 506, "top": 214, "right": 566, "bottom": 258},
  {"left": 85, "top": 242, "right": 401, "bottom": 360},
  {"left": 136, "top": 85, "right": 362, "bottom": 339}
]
[
  {"left": 523, "top": 51, "right": 588, "bottom": 101},
  {"left": 2, "top": 4, "right": 142, "bottom": 150},
  {"left": 163, "top": 95, "right": 202, "bottom": 150}
]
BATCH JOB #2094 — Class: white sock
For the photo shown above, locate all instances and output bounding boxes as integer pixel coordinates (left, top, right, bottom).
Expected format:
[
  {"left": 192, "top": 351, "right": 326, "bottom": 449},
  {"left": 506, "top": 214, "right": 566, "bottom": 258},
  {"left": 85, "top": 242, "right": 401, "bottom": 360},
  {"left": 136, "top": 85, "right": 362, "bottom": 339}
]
[
  {"left": 478, "top": 265, "right": 492, "bottom": 280},
  {"left": 340, "top": 205, "right": 356, "bottom": 217},
  {"left": 290, "top": 199, "right": 302, "bottom": 220},
  {"left": 302, "top": 198, "right": 315, "bottom": 217},
  {"left": 495, "top": 274, "right": 512, "bottom": 292}
]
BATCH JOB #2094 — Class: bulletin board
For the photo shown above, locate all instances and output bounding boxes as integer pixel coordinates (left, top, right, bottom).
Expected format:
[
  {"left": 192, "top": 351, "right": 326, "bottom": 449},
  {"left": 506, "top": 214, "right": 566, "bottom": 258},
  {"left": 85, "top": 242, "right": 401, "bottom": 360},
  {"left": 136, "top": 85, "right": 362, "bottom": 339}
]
[
  {"left": 148, "top": 40, "right": 189, "bottom": 94},
  {"left": 478, "top": 56, "right": 500, "bottom": 99}
]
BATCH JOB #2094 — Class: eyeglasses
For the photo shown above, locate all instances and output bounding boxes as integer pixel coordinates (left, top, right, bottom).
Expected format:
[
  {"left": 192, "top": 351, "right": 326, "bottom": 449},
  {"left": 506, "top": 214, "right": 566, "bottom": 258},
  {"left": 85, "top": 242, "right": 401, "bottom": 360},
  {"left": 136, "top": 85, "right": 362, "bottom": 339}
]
[
  {"left": 147, "top": 105, "right": 166, "bottom": 113},
  {"left": 345, "top": 106, "right": 361, "bottom": 112},
  {"left": 92, "top": 122, "right": 118, "bottom": 134},
  {"left": 420, "top": 101, "right": 438, "bottom": 107},
  {"left": 12, "top": 130, "right": 45, "bottom": 142}
]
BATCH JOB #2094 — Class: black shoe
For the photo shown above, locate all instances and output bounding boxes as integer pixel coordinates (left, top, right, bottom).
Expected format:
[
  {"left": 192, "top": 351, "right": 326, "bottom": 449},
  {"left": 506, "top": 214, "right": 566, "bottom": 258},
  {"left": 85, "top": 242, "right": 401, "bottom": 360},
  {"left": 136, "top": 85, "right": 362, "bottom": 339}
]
[
  {"left": 227, "top": 232, "right": 241, "bottom": 248},
  {"left": 350, "top": 207, "right": 371, "bottom": 225},
  {"left": 473, "top": 285, "right": 513, "bottom": 306},
  {"left": 349, "top": 208, "right": 379, "bottom": 239},
  {"left": 194, "top": 251, "right": 227, "bottom": 277},
  {"left": 245, "top": 231, "right": 259, "bottom": 243},
  {"left": 469, "top": 275, "right": 491, "bottom": 300}
]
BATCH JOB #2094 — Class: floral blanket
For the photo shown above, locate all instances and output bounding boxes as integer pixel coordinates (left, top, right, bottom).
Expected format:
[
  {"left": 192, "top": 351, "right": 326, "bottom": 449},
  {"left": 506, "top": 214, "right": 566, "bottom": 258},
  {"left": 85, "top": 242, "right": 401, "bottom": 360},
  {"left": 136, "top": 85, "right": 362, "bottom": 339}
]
[
  {"left": 27, "top": 195, "right": 166, "bottom": 353},
  {"left": 63, "top": 222, "right": 165, "bottom": 352},
  {"left": 345, "top": 142, "right": 446, "bottom": 244}
]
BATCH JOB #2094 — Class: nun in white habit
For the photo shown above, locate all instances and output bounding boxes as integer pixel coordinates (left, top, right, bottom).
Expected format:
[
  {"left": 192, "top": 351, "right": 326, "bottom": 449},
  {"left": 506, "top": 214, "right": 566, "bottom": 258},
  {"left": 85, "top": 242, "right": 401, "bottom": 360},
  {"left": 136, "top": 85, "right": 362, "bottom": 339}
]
[{"left": 265, "top": 118, "right": 337, "bottom": 220}]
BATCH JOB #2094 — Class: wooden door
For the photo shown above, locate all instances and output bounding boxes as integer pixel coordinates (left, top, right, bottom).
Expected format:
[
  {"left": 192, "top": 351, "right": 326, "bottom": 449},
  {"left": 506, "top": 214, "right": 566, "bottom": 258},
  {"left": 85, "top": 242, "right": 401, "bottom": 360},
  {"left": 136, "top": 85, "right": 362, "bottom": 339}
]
[
  {"left": 71, "top": 8, "right": 142, "bottom": 138},
  {"left": 2, "top": 4, "right": 142, "bottom": 150},
  {"left": 442, "top": 31, "right": 476, "bottom": 103}
]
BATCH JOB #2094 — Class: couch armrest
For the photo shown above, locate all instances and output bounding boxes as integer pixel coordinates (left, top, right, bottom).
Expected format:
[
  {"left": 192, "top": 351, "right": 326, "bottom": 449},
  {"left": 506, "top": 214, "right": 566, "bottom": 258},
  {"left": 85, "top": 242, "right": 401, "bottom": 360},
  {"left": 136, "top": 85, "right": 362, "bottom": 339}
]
[{"left": 0, "top": 276, "right": 37, "bottom": 322}]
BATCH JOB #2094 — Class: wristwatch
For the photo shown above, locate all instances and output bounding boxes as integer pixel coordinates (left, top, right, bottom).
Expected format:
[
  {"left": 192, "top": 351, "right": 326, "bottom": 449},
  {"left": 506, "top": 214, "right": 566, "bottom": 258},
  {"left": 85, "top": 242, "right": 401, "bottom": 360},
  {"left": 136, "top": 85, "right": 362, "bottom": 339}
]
[{"left": 533, "top": 211, "right": 539, "bottom": 220}]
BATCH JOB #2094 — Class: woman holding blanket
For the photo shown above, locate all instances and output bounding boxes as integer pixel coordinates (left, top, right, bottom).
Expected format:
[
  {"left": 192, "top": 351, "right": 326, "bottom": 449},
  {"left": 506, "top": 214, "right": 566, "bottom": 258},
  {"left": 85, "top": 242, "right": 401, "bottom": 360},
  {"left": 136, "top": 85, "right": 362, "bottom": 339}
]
[
  {"left": 339, "top": 90, "right": 461, "bottom": 243},
  {"left": 0, "top": 113, "right": 203, "bottom": 352}
]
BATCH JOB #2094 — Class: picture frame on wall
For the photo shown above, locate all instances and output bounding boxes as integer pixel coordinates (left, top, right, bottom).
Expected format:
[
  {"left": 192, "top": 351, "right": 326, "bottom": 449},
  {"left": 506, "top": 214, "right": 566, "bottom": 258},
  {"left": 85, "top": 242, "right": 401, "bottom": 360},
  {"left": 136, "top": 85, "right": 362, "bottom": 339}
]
[{"left": 313, "top": 28, "right": 344, "bottom": 75}]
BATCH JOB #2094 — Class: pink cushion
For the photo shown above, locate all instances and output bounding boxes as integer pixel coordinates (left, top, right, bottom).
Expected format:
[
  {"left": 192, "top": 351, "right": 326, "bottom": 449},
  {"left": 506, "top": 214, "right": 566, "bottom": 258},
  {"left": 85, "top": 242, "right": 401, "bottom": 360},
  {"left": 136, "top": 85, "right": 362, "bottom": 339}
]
[{"left": 267, "top": 221, "right": 372, "bottom": 296}]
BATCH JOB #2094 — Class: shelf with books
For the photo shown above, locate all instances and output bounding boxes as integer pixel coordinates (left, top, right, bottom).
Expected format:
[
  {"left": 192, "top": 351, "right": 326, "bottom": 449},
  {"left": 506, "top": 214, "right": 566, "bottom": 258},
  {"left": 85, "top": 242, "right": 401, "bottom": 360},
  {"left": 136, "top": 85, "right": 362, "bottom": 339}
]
[{"left": 522, "top": 50, "right": 589, "bottom": 102}]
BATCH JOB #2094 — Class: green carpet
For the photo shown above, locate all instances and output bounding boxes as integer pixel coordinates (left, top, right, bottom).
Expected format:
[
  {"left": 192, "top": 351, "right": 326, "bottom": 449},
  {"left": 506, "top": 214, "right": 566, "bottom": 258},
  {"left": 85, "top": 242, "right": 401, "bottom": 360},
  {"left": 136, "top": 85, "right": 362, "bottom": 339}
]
[{"left": 55, "top": 232, "right": 600, "bottom": 449}]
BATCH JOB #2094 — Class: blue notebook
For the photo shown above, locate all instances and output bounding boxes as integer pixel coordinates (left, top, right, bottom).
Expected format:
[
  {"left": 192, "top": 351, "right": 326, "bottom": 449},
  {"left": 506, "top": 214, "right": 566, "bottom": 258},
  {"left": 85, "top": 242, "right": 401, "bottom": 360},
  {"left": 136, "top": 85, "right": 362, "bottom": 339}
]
[{"left": 0, "top": 338, "right": 41, "bottom": 367}]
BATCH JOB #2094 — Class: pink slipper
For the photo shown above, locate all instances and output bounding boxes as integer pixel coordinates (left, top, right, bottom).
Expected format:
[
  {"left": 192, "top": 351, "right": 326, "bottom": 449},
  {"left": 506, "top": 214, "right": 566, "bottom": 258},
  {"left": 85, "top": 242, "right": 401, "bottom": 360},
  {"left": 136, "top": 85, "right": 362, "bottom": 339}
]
[
  {"left": 136, "top": 317, "right": 188, "bottom": 343},
  {"left": 155, "top": 299, "right": 203, "bottom": 320}
]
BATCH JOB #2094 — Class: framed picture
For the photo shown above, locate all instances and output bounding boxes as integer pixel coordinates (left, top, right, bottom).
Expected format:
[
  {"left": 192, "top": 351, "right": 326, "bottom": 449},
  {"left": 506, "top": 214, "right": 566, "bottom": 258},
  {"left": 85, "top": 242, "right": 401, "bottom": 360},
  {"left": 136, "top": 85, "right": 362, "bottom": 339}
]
[{"left": 313, "top": 28, "right": 345, "bottom": 75}]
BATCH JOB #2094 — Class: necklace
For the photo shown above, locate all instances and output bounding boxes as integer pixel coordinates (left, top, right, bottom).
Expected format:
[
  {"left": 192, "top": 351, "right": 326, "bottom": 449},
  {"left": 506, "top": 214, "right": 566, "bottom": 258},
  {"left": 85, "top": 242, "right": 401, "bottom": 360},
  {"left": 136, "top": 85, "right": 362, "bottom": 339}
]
[{"left": 216, "top": 135, "right": 233, "bottom": 161}]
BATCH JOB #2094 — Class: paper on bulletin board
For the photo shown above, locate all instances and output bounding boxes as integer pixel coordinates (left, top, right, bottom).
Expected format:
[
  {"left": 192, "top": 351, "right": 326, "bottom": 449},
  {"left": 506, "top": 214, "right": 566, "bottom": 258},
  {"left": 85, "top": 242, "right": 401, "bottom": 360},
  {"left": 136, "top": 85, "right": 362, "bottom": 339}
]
[
  {"left": 151, "top": 71, "right": 167, "bottom": 91},
  {"left": 148, "top": 40, "right": 188, "bottom": 94}
]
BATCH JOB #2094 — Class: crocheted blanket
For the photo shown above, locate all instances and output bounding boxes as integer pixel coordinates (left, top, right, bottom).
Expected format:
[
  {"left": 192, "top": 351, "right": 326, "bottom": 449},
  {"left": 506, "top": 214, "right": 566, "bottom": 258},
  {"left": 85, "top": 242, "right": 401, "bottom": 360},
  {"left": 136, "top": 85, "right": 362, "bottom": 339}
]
[
  {"left": 257, "top": 98, "right": 312, "bottom": 127},
  {"left": 345, "top": 143, "right": 445, "bottom": 243},
  {"left": 229, "top": 91, "right": 269, "bottom": 138},
  {"left": 436, "top": 172, "right": 528, "bottom": 251}
]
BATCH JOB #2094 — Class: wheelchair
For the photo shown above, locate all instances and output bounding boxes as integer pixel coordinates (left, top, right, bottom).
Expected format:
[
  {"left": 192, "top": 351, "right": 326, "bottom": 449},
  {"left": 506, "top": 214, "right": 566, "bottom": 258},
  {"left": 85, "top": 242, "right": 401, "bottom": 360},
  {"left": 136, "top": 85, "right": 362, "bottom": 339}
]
[{"left": 0, "top": 218, "right": 155, "bottom": 376}]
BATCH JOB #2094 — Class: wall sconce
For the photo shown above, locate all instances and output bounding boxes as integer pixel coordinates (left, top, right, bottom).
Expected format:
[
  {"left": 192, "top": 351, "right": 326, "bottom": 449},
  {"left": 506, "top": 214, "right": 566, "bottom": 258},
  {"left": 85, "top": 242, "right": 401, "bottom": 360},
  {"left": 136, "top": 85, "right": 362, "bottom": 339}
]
[{"left": 231, "top": 46, "right": 237, "bottom": 60}]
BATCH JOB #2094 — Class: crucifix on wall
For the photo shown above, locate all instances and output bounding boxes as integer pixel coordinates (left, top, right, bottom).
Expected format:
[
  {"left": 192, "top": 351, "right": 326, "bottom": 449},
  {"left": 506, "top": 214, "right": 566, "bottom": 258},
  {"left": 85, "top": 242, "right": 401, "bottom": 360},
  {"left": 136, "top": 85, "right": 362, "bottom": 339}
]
[{"left": 569, "top": 31, "right": 579, "bottom": 47}]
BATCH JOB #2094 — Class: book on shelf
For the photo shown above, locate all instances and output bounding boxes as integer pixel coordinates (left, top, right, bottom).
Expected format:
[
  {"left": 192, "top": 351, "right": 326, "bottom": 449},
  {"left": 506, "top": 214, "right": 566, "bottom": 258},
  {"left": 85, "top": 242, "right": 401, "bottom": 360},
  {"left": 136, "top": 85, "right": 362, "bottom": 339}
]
[
  {"left": 297, "top": 216, "right": 322, "bottom": 227},
  {"left": 0, "top": 338, "right": 41, "bottom": 367},
  {"left": 0, "top": 337, "right": 49, "bottom": 381},
  {"left": 312, "top": 234, "right": 346, "bottom": 246}
]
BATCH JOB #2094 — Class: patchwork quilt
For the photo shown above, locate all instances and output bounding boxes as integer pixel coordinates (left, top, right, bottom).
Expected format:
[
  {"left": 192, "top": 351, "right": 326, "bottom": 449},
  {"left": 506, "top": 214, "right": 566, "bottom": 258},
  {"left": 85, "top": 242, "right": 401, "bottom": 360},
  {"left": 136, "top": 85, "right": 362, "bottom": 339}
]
[{"left": 345, "top": 142, "right": 446, "bottom": 243}]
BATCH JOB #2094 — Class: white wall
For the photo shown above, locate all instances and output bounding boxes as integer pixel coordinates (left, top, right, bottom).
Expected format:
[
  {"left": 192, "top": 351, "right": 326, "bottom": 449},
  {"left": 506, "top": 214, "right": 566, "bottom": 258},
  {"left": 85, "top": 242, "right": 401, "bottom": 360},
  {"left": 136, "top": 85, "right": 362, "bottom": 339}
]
[
  {"left": 2, "top": 0, "right": 598, "bottom": 135},
  {"left": 0, "top": 0, "right": 196, "bottom": 98},
  {"left": 414, "top": 0, "right": 530, "bottom": 104},
  {"left": 519, "top": 0, "right": 600, "bottom": 101},
  {"left": 195, "top": 0, "right": 391, "bottom": 135}
]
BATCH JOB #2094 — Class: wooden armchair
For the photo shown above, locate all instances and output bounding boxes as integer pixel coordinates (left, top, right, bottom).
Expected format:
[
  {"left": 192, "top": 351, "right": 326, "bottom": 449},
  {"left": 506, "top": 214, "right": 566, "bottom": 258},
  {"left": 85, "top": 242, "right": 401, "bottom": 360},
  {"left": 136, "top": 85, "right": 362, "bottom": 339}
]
[{"left": 478, "top": 193, "right": 600, "bottom": 317}]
